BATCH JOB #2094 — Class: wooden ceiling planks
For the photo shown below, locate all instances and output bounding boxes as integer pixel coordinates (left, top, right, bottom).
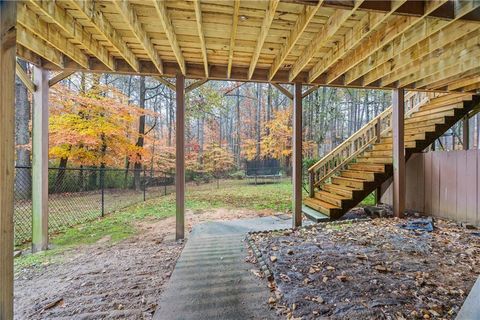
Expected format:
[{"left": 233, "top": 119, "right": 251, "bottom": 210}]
[{"left": 15, "top": 0, "right": 480, "bottom": 92}]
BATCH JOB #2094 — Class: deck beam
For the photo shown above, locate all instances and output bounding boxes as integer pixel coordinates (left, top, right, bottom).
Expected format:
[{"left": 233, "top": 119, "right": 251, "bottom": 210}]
[
  {"left": 0, "top": 1, "right": 16, "bottom": 318},
  {"left": 392, "top": 88, "right": 405, "bottom": 218},
  {"left": 31, "top": 66, "right": 49, "bottom": 252},
  {"left": 176, "top": 73, "right": 185, "bottom": 240},
  {"left": 248, "top": 0, "right": 279, "bottom": 80},
  {"left": 292, "top": 82, "right": 303, "bottom": 227},
  {"left": 272, "top": 83, "right": 293, "bottom": 100},
  {"left": 49, "top": 71, "right": 75, "bottom": 87}
]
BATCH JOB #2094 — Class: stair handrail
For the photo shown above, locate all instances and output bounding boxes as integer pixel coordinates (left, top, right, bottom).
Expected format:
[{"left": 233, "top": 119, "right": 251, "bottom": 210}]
[{"left": 307, "top": 91, "right": 433, "bottom": 197}]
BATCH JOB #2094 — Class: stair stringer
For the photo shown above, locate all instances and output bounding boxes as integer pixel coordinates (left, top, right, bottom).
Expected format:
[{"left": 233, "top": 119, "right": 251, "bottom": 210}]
[{"left": 324, "top": 95, "right": 480, "bottom": 219}]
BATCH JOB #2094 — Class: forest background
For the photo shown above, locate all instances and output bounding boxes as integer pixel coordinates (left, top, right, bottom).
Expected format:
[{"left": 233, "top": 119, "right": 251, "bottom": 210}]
[{"left": 15, "top": 61, "right": 471, "bottom": 189}]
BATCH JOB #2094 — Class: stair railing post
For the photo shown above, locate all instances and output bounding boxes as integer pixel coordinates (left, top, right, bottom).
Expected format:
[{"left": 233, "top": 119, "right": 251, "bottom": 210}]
[{"left": 375, "top": 117, "right": 381, "bottom": 143}]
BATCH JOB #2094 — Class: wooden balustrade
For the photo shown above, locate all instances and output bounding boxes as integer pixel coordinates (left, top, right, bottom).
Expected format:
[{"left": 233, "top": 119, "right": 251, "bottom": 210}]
[{"left": 308, "top": 91, "right": 432, "bottom": 197}]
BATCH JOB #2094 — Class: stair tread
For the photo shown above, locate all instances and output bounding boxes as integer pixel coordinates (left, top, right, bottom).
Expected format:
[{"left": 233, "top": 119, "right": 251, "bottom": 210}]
[
  {"left": 305, "top": 197, "right": 341, "bottom": 209},
  {"left": 322, "top": 183, "right": 356, "bottom": 191},
  {"left": 322, "top": 184, "right": 354, "bottom": 197},
  {"left": 316, "top": 190, "right": 349, "bottom": 200},
  {"left": 341, "top": 170, "right": 375, "bottom": 181},
  {"left": 342, "top": 169, "right": 375, "bottom": 174},
  {"left": 362, "top": 153, "right": 393, "bottom": 158},
  {"left": 349, "top": 163, "right": 386, "bottom": 169},
  {"left": 332, "top": 176, "right": 366, "bottom": 183},
  {"left": 356, "top": 157, "right": 393, "bottom": 164}
]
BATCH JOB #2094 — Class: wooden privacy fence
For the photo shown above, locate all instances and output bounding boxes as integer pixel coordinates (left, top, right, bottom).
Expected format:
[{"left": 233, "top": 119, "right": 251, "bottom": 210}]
[{"left": 381, "top": 150, "right": 480, "bottom": 226}]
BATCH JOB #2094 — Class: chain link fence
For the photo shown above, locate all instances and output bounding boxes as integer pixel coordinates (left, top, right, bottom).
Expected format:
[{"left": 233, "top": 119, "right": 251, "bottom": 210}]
[{"left": 14, "top": 166, "right": 175, "bottom": 245}]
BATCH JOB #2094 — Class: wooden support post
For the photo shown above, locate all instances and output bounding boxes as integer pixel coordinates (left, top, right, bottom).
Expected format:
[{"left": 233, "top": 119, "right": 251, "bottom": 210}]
[
  {"left": 175, "top": 73, "right": 185, "bottom": 240},
  {"left": 463, "top": 115, "right": 470, "bottom": 150},
  {"left": 0, "top": 1, "right": 16, "bottom": 318},
  {"left": 32, "top": 66, "right": 49, "bottom": 253},
  {"left": 292, "top": 82, "right": 302, "bottom": 227},
  {"left": 375, "top": 187, "right": 382, "bottom": 205},
  {"left": 375, "top": 117, "right": 383, "bottom": 204},
  {"left": 392, "top": 88, "right": 405, "bottom": 218}
]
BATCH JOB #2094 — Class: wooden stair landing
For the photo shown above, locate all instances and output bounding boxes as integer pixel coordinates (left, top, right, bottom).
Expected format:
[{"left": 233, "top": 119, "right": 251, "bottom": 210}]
[{"left": 304, "top": 93, "right": 480, "bottom": 221}]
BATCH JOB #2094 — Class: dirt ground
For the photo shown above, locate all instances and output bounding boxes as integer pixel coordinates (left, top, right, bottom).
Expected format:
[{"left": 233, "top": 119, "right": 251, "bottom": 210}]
[
  {"left": 249, "top": 218, "right": 480, "bottom": 320},
  {"left": 14, "top": 208, "right": 274, "bottom": 319}
]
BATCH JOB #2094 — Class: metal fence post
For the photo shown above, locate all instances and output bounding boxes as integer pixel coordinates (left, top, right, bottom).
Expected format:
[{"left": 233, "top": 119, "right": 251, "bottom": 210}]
[
  {"left": 143, "top": 168, "right": 146, "bottom": 202},
  {"left": 101, "top": 167, "right": 105, "bottom": 217}
]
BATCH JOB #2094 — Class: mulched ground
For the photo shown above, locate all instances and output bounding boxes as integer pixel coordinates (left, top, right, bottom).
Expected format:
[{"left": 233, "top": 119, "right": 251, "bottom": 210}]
[
  {"left": 249, "top": 217, "right": 480, "bottom": 319},
  {"left": 14, "top": 208, "right": 272, "bottom": 319}
]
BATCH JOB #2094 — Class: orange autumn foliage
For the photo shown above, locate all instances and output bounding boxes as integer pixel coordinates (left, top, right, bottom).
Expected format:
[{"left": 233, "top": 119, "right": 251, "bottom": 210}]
[
  {"left": 243, "top": 108, "right": 317, "bottom": 163},
  {"left": 202, "top": 144, "right": 235, "bottom": 177},
  {"left": 49, "top": 84, "right": 155, "bottom": 167}
]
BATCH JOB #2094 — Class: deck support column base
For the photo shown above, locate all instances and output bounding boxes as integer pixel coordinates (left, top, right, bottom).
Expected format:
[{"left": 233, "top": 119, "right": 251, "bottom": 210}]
[
  {"left": 32, "top": 66, "right": 49, "bottom": 253},
  {"left": 0, "top": 1, "right": 17, "bottom": 317},
  {"left": 392, "top": 88, "right": 405, "bottom": 218},
  {"left": 175, "top": 73, "right": 185, "bottom": 240},
  {"left": 292, "top": 82, "right": 302, "bottom": 227}
]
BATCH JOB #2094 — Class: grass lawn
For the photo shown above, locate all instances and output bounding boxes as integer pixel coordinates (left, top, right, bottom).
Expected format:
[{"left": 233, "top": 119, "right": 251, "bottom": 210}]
[{"left": 15, "top": 179, "right": 375, "bottom": 270}]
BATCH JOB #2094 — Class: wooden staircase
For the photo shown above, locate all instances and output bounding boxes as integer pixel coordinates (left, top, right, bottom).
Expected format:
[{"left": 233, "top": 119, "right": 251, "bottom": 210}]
[{"left": 305, "top": 92, "right": 480, "bottom": 219}]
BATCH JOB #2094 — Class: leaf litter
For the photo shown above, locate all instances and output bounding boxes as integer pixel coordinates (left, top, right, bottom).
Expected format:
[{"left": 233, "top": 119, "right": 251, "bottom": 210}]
[{"left": 248, "top": 217, "right": 480, "bottom": 319}]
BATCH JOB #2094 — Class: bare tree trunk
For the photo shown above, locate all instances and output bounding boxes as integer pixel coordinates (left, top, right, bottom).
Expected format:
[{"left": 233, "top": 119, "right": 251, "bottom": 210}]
[
  {"left": 15, "top": 60, "right": 32, "bottom": 199},
  {"left": 55, "top": 72, "right": 90, "bottom": 191},
  {"left": 256, "top": 83, "right": 262, "bottom": 158},
  {"left": 235, "top": 86, "right": 241, "bottom": 167},
  {"left": 134, "top": 76, "right": 146, "bottom": 190},
  {"left": 199, "top": 117, "right": 204, "bottom": 164},
  {"left": 55, "top": 157, "right": 68, "bottom": 193},
  {"left": 168, "top": 89, "right": 173, "bottom": 147},
  {"left": 266, "top": 84, "right": 271, "bottom": 135},
  {"left": 124, "top": 75, "right": 134, "bottom": 185}
]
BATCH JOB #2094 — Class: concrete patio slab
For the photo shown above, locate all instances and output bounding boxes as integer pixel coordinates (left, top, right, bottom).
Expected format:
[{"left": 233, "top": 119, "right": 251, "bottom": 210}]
[
  {"left": 456, "top": 276, "right": 480, "bottom": 320},
  {"left": 153, "top": 215, "right": 293, "bottom": 320}
]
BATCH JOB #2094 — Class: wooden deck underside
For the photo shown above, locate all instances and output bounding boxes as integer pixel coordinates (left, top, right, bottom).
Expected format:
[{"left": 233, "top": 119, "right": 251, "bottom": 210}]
[{"left": 12, "top": 1, "right": 480, "bottom": 92}]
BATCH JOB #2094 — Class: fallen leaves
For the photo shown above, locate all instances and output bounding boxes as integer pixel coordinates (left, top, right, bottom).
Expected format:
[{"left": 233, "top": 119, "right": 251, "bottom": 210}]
[
  {"left": 41, "top": 298, "right": 64, "bottom": 312},
  {"left": 249, "top": 217, "right": 480, "bottom": 319},
  {"left": 373, "top": 264, "right": 391, "bottom": 273},
  {"left": 336, "top": 275, "right": 348, "bottom": 282},
  {"left": 279, "top": 273, "right": 291, "bottom": 283}
]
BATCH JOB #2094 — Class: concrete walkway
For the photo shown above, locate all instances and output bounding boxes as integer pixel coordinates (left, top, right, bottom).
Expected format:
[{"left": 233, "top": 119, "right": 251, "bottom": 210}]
[{"left": 153, "top": 215, "right": 293, "bottom": 320}]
